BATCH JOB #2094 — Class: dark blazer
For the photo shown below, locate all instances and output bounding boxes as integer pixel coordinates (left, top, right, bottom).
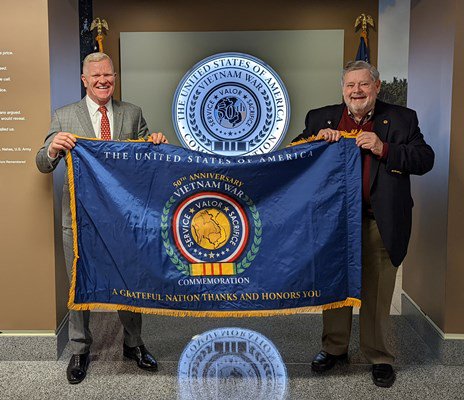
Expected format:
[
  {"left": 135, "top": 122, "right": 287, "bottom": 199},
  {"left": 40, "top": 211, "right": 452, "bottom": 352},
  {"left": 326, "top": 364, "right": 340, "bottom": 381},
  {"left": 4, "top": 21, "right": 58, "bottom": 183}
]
[{"left": 293, "top": 100, "right": 434, "bottom": 267}]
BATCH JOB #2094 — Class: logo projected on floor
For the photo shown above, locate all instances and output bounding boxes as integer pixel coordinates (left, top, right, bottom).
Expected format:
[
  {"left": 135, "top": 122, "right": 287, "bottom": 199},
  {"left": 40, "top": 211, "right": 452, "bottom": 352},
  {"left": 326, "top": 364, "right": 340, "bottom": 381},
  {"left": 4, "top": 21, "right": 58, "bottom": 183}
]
[{"left": 178, "top": 327, "right": 287, "bottom": 400}]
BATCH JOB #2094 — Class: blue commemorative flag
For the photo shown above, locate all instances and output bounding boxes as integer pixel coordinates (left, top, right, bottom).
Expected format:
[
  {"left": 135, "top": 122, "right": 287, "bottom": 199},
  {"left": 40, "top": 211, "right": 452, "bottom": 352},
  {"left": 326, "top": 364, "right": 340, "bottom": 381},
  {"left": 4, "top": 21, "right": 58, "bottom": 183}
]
[{"left": 67, "top": 138, "right": 362, "bottom": 316}]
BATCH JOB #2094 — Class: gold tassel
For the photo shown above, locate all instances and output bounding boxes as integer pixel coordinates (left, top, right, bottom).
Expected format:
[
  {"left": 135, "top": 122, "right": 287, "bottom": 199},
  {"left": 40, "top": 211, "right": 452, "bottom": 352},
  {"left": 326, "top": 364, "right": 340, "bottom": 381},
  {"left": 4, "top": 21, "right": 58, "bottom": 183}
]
[
  {"left": 68, "top": 298, "right": 361, "bottom": 317},
  {"left": 66, "top": 148, "right": 79, "bottom": 308},
  {"left": 288, "top": 129, "right": 362, "bottom": 147},
  {"left": 72, "top": 135, "right": 149, "bottom": 142}
]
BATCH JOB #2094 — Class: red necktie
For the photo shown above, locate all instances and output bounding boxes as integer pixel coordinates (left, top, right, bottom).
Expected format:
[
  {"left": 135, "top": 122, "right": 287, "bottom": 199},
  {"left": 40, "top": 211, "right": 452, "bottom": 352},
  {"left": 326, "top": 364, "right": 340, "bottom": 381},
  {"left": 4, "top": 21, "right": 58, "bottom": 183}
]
[{"left": 98, "top": 106, "right": 111, "bottom": 140}]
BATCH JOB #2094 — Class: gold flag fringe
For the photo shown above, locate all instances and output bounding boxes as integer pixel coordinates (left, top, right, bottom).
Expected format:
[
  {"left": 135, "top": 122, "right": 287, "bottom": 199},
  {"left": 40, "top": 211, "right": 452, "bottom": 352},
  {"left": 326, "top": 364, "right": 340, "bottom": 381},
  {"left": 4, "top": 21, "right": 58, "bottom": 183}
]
[
  {"left": 70, "top": 135, "right": 149, "bottom": 142},
  {"left": 66, "top": 148, "right": 79, "bottom": 309},
  {"left": 288, "top": 129, "right": 362, "bottom": 147},
  {"left": 68, "top": 298, "right": 361, "bottom": 318},
  {"left": 66, "top": 135, "right": 362, "bottom": 317}
]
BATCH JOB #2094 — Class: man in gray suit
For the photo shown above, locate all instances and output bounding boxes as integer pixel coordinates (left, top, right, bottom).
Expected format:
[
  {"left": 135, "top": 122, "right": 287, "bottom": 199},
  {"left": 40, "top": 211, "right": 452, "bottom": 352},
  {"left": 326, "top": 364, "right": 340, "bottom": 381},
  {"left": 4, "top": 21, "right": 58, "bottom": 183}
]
[{"left": 36, "top": 52, "right": 167, "bottom": 384}]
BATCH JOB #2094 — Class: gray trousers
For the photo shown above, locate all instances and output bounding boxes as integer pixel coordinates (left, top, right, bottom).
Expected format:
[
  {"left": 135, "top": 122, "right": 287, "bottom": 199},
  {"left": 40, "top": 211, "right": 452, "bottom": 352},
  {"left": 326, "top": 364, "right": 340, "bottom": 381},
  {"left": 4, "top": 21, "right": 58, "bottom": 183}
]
[
  {"left": 321, "top": 217, "right": 398, "bottom": 364},
  {"left": 63, "top": 228, "right": 143, "bottom": 354}
]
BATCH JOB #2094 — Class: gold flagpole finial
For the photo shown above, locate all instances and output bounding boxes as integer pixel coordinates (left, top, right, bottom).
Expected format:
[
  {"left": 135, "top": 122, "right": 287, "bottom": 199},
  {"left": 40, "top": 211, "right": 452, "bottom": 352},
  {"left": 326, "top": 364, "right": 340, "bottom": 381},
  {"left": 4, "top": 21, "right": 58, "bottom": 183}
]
[
  {"left": 90, "top": 17, "right": 109, "bottom": 53},
  {"left": 355, "top": 14, "right": 375, "bottom": 44}
]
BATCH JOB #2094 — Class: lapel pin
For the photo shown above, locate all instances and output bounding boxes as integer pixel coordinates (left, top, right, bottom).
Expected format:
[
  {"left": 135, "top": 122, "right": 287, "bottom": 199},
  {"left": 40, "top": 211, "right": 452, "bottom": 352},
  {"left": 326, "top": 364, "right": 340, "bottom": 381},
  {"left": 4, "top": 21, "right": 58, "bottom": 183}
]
[
  {"left": 383, "top": 119, "right": 388, "bottom": 124},
  {"left": 327, "top": 120, "right": 332, "bottom": 125}
]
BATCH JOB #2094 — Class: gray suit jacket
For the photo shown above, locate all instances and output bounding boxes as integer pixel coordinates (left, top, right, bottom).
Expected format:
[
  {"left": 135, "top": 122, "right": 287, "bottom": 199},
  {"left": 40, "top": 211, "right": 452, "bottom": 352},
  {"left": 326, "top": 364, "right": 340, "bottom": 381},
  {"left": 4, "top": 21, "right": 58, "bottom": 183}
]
[{"left": 36, "top": 97, "right": 149, "bottom": 228}]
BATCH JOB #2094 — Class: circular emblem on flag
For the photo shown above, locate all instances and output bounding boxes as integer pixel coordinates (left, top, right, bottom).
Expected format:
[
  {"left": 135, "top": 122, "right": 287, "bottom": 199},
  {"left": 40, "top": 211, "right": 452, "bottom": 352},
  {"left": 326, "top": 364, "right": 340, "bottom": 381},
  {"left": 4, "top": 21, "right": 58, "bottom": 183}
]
[
  {"left": 172, "top": 52, "right": 290, "bottom": 156},
  {"left": 172, "top": 192, "right": 249, "bottom": 263},
  {"left": 178, "top": 328, "right": 288, "bottom": 400},
  {"left": 161, "top": 180, "right": 262, "bottom": 277}
]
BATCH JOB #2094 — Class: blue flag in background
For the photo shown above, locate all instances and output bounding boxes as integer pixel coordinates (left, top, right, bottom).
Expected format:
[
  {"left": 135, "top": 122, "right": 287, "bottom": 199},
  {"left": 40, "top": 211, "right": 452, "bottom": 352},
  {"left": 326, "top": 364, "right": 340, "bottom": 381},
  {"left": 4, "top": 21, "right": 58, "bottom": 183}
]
[
  {"left": 356, "top": 34, "right": 370, "bottom": 62},
  {"left": 67, "top": 138, "right": 362, "bottom": 316}
]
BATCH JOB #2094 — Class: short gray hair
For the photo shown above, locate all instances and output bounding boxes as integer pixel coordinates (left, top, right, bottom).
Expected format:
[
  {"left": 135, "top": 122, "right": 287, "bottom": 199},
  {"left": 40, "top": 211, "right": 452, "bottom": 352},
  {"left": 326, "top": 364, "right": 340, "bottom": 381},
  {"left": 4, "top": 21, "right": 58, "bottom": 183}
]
[
  {"left": 341, "top": 61, "right": 380, "bottom": 85},
  {"left": 82, "top": 52, "right": 114, "bottom": 74}
]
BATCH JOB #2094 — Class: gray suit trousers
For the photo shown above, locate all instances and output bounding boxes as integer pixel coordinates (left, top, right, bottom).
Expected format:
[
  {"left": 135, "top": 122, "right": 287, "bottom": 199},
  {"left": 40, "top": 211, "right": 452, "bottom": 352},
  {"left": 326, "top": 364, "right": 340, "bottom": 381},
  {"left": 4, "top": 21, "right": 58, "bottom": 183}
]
[{"left": 63, "top": 228, "right": 143, "bottom": 354}]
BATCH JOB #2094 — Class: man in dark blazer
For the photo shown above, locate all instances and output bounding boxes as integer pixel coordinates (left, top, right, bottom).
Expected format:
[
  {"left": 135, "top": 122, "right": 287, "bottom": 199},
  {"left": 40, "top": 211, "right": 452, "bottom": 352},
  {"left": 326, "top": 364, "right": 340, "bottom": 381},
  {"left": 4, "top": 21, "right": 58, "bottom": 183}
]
[
  {"left": 36, "top": 52, "right": 168, "bottom": 384},
  {"left": 293, "top": 61, "right": 434, "bottom": 388}
]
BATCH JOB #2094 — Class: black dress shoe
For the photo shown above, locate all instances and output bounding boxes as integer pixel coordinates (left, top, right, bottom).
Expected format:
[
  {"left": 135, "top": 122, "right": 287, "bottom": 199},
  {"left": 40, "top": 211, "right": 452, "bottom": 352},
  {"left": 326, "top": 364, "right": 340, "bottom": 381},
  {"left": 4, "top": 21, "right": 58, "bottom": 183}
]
[
  {"left": 372, "top": 364, "right": 395, "bottom": 388},
  {"left": 123, "top": 344, "right": 158, "bottom": 371},
  {"left": 67, "top": 352, "right": 90, "bottom": 384},
  {"left": 311, "top": 350, "right": 348, "bottom": 372}
]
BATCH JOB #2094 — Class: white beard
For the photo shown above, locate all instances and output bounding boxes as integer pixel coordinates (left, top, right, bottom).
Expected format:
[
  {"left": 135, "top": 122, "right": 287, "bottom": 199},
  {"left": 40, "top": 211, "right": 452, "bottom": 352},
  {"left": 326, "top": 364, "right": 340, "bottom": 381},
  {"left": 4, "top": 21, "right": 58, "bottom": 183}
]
[{"left": 347, "top": 98, "right": 373, "bottom": 117}]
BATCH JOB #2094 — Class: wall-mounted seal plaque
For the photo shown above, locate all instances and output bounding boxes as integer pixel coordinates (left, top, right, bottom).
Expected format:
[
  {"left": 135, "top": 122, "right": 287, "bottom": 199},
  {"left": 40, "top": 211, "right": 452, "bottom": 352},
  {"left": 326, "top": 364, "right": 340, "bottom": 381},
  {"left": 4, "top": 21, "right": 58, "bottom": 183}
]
[{"left": 173, "top": 53, "right": 290, "bottom": 156}]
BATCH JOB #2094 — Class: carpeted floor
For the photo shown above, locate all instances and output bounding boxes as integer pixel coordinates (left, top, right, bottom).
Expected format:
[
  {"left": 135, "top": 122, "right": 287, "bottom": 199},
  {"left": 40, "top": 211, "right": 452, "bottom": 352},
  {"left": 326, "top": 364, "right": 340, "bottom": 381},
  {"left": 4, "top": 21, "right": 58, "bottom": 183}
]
[{"left": 1, "top": 312, "right": 463, "bottom": 400}]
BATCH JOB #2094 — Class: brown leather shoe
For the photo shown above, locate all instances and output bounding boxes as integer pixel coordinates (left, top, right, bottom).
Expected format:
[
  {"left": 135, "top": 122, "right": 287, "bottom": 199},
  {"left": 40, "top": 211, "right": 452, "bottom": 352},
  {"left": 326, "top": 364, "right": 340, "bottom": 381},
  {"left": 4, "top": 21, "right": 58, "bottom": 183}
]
[
  {"left": 123, "top": 344, "right": 158, "bottom": 371},
  {"left": 66, "top": 352, "right": 90, "bottom": 384},
  {"left": 372, "top": 364, "right": 395, "bottom": 387},
  {"left": 311, "top": 350, "right": 347, "bottom": 372}
]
